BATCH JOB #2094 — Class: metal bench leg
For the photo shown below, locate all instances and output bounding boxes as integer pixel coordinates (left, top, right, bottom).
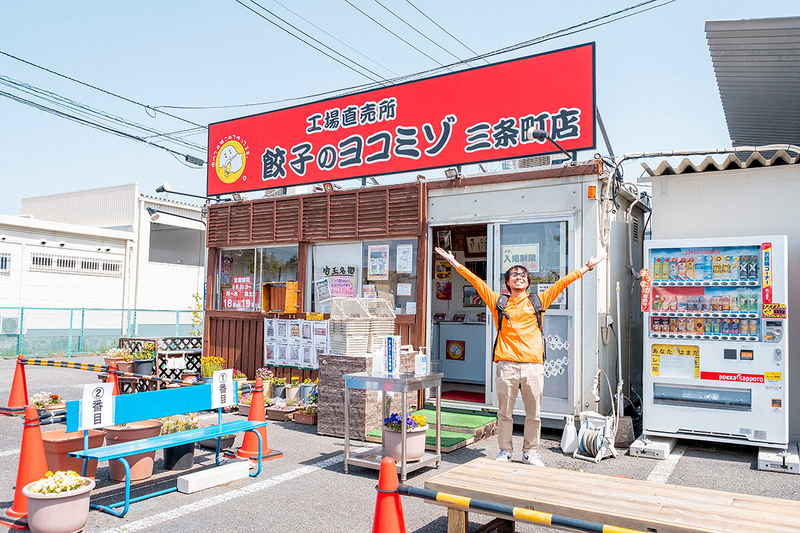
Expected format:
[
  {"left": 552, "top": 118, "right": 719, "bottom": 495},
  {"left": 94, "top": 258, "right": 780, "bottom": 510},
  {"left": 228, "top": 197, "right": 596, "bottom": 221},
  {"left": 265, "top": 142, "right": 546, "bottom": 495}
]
[
  {"left": 90, "top": 458, "right": 131, "bottom": 517},
  {"left": 246, "top": 429, "right": 263, "bottom": 477}
]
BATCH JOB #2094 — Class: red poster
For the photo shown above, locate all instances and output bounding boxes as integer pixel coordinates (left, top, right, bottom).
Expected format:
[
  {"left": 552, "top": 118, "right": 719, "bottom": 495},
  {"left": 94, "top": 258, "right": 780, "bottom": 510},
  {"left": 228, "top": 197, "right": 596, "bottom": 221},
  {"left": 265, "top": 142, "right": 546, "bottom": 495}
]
[
  {"left": 223, "top": 276, "right": 253, "bottom": 309},
  {"left": 207, "top": 43, "right": 595, "bottom": 195},
  {"left": 640, "top": 268, "right": 652, "bottom": 312}
]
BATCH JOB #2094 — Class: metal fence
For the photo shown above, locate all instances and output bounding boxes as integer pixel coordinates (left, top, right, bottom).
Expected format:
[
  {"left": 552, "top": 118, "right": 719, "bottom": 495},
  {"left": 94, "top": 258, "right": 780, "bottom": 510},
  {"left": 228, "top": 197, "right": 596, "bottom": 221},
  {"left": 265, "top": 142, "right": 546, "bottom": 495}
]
[{"left": 0, "top": 307, "right": 203, "bottom": 357}]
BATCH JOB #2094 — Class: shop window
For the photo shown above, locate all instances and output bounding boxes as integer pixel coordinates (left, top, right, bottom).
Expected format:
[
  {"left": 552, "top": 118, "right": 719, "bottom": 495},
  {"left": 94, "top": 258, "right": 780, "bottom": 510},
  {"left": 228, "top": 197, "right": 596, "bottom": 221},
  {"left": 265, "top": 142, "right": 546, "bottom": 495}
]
[
  {"left": 215, "top": 246, "right": 298, "bottom": 311},
  {"left": 0, "top": 253, "right": 9, "bottom": 275},
  {"left": 362, "top": 240, "right": 418, "bottom": 314}
]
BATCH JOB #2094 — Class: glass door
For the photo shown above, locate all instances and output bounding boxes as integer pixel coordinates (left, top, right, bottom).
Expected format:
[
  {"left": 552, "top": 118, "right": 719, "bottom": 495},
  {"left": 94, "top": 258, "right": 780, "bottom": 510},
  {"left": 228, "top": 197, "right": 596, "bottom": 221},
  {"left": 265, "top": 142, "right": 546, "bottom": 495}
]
[{"left": 486, "top": 218, "right": 575, "bottom": 415}]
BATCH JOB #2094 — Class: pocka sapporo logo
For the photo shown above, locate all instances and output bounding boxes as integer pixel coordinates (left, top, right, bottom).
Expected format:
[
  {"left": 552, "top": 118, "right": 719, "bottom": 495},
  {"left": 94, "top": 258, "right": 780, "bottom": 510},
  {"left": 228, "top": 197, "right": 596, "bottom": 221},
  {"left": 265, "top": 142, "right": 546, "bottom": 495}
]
[{"left": 212, "top": 136, "right": 250, "bottom": 185}]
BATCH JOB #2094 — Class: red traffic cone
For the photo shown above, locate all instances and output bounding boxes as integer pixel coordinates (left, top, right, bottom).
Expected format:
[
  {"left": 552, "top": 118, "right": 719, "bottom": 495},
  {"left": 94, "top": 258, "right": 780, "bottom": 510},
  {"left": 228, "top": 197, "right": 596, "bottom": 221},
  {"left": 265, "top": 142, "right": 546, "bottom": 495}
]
[
  {"left": 7, "top": 406, "right": 49, "bottom": 517},
  {"left": 1, "top": 355, "right": 29, "bottom": 417},
  {"left": 372, "top": 457, "right": 406, "bottom": 533},
  {"left": 237, "top": 377, "right": 281, "bottom": 461},
  {"left": 106, "top": 362, "right": 120, "bottom": 396}
]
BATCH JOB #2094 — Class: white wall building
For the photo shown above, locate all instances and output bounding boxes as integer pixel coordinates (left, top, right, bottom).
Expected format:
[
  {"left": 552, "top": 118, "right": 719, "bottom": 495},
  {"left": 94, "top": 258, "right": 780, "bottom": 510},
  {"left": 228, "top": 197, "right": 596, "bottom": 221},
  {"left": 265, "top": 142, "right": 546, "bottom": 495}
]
[{"left": 1, "top": 183, "right": 206, "bottom": 312}]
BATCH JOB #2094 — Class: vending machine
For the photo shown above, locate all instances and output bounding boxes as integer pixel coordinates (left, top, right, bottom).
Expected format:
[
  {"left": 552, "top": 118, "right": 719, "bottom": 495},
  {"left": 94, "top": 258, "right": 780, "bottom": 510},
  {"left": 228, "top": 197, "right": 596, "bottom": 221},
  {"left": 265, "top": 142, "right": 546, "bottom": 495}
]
[{"left": 640, "top": 235, "right": 789, "bottom": 450}]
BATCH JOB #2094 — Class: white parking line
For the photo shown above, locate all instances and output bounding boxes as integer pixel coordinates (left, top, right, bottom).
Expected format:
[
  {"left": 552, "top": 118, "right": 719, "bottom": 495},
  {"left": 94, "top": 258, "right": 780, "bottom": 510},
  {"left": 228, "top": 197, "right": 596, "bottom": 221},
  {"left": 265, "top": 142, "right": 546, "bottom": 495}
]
[
  {"left": 98, "top": 450, "right": 366, "bottom": 533},
  {"left": 0, "top": 449, "right": 19, "bottom": 457},
  {"left": 645, "top": 444, "right": 686, "bottom": 483}
]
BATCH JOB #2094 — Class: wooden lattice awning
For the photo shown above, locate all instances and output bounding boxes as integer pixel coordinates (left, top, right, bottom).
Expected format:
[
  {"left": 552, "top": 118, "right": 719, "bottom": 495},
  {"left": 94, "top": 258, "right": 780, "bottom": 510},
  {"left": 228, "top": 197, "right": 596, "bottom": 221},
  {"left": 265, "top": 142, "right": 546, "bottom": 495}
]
[{"left": 207, "top": 182, "right": 424, "bottom": 247}]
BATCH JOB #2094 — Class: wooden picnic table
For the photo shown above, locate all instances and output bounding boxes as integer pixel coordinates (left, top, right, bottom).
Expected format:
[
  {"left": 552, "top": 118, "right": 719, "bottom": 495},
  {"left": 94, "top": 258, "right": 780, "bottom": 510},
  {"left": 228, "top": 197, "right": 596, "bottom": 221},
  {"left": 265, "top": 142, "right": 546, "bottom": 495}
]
[{"left": 424, "top": 457, "right": 800, "bottom": 533}]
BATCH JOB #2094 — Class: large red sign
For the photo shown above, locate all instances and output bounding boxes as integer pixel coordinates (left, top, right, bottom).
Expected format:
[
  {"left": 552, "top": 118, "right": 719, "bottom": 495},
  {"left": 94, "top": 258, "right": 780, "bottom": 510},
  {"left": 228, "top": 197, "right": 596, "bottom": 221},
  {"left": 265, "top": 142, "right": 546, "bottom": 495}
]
[{"left": 207, "top": 43, "right": 595, "bottom": 195}]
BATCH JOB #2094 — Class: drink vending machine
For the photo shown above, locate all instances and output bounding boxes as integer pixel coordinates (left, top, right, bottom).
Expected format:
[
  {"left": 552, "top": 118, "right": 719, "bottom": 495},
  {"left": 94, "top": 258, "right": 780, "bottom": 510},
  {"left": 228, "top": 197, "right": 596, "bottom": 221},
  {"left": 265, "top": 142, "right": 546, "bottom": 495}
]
[{"left": 637, "top": 235, "right": 790, "bottom": 458}]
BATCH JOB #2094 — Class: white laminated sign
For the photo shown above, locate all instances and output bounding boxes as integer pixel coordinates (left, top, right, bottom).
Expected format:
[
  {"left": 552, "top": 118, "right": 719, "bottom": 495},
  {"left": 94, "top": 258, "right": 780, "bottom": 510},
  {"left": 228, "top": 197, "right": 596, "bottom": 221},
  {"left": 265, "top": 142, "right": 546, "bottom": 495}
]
[
  {"left": 79, "top": 383, "right": 114, "bottom": 430},
  {"left": 211, "top": 369, "right": 235, "bottom": 409}
]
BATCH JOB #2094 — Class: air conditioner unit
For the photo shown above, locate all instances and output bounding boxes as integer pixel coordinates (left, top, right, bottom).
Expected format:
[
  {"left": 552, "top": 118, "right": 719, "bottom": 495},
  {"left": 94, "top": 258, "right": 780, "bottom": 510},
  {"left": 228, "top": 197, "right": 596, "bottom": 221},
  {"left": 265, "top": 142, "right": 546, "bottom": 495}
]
[{"left": 0, "top": 316, "right": 20, "bottom": 334}]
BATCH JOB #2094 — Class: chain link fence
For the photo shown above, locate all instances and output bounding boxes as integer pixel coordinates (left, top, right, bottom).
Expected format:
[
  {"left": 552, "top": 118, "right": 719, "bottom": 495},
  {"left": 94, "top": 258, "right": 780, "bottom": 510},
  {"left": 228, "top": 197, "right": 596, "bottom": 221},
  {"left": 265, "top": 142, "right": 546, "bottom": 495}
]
[{"left": 0, "top": 307, "right": 202, "bottom": 357}]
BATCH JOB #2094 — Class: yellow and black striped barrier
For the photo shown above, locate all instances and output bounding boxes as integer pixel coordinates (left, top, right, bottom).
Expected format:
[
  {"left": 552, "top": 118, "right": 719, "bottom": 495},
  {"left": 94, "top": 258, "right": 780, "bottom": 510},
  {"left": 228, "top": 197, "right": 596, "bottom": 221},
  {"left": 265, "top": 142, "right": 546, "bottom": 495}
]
[
  {"left": 396, "top": 485, "right": 646, "bottom": 533},
  {"left": 19, "top": 358, "right": 202, "bottom": 387}
]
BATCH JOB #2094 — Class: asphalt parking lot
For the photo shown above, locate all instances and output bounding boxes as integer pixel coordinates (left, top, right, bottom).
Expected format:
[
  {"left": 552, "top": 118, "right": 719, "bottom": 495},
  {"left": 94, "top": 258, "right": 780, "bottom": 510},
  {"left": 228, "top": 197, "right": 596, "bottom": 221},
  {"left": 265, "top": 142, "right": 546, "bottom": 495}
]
[{"left": 1, "top": 355, "right": 798, "bottom": 533}]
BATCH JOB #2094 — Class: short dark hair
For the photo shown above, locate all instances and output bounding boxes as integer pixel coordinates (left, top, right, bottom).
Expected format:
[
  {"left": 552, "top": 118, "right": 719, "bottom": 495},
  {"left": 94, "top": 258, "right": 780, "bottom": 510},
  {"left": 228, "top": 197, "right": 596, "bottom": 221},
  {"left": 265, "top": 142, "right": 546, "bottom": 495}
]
[{"left": 504, "top": 265, "right": 531, "bottom": 291}]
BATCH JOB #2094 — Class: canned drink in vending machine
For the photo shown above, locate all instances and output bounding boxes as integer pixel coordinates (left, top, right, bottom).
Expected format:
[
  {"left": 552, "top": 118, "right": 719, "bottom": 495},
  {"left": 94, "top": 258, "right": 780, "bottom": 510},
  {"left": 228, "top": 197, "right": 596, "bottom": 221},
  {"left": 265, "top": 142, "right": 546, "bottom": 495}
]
[
  {"left": 677, "top": 318, "right": 686, "bottom": 333},
  {"left": 704, "top": 255, "right": 713, "bottom": 280},
  {"left": 722, "top": 318, "right": 731, "bottom": 335},
  {"left": 749, "top": 255, "right": 759, "bottom": 281},
  {"left": 669, "top": 318, "right": 678, "bottom": 333},
  {"left": 704, "top": 318, "right": 713, "bottom": 334},
  {"left": 712, "top": 256, "right": 722, "bottom": 280},
  {"left": 730, "top": 256, "right": 740, "bottom": 280},
  {"left": 712, "top": 318, "right": 722, "bottom": 335},
  {"left": 669, "top": 258, "right": 679, "bottom": 281},
  {"left": 731, "top": 318, "right": 740, "bottom": 335},
  {"left": 695, "top": 317, "right": 704, "bottom": 334},
  {"left": 748, "top": 292, "right": 758, "bottom": 313},
  {"left": 722, "top": 256, "right": 731, "bottom": 279},
  {"left": 739, "top": 255, "right": 749, "bottom": 280},
  {"left": 730, "top": 294, "right": 739, "bottom": 312},
  {"left": 686, "top": 257, "right": 695, "bottom": 280}
]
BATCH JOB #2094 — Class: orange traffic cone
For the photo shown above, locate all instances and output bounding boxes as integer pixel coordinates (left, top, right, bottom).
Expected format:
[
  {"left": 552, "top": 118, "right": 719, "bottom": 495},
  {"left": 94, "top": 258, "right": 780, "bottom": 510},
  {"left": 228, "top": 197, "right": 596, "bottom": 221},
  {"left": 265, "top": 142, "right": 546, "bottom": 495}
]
[
  {"left": 237, "top": 377, "right": 282, "bottom": 461},
  {"left": 1, "top": 355, "right": 29, "bottom": 417},
  {"left": 7, "top": 406, "right": 49, "bottom": 517},
  {"left": 372, "top": 457, "right": 406, "bottom": 533},
  {"left": 107, "top": 362, "right": 120, "bottom": 396}
]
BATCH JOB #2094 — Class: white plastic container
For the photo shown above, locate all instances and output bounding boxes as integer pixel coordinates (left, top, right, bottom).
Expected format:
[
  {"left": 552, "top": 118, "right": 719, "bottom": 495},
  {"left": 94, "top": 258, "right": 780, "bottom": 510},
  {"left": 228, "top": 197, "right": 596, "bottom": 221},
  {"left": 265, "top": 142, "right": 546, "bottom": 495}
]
[{"left": 560, "top": 414, "right": 578, "bottom": 454}]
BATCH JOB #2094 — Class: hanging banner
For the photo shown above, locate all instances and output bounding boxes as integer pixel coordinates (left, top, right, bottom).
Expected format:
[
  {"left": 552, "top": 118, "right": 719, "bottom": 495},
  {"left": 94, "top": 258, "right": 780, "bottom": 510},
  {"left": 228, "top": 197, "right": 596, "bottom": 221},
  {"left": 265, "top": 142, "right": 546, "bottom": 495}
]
[{"left": 207, "top": 43, "right": 596, "bottom": 195}]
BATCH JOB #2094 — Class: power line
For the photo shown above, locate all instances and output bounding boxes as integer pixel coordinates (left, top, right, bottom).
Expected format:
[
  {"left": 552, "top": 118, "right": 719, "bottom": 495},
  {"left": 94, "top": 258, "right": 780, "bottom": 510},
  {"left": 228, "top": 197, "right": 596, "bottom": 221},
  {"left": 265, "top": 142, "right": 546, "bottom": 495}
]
[
  {"left": 344, "top": 0, "right": 450, "bottom": 69},
  {"left": 0, "top": 88, "right": 205, "bottom": 164},
  {"left": 246, "top": 0, "right": 391, "bottom": 82},
  {"left": 373, "top": 0, "right": 463, "bottom": 62},
  {"left": 0, "top": 75, "right": 205, "bottom": 153},
  {"left": 234, "top": 0, "right": 383, "bottom": 83},
  {"left": 404, "top": 0, "right": 488, "bottom": 64},
  {"left": 0, "top": 49, "right": 204, "bottom": 128},
  {"left": 271, "top": 0, "right": 399, "bottom": 77},
  {"left": 156, "top": 0, "right": 673, "bottom": 112}
]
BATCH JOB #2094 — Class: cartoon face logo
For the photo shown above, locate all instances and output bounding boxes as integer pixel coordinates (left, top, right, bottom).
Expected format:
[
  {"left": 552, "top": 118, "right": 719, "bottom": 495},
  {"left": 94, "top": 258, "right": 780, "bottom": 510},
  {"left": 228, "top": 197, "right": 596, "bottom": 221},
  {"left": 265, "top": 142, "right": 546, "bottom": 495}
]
[{"left": 215, "top": 140, "right": 246, "bottom": 184}]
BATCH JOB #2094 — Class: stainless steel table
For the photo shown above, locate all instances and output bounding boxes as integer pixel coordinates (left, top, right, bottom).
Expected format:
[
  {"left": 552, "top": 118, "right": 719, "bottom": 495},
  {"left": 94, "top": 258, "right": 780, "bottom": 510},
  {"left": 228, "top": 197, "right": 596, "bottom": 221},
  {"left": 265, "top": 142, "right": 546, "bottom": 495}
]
[{"left": 342, "top": 371, "right": 443, "bottom": 482}]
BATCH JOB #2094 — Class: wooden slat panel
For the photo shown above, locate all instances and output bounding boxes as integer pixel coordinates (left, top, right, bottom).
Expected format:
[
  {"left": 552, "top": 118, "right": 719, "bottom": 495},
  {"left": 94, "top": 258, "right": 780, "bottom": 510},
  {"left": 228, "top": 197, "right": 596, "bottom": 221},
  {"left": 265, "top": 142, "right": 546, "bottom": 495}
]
[
  {"left": 301, "top": 196, "right": 329, "bottom": 240},
  {"left": 206, "top": 206, "right": 230, "bottom": 247},
  {"left": 329, "top": 193, "right": 357, "bottom": 238},
  {"left": 228, "top": 204, "right": 252, "bottom": 245},
  {"left": 388, "top": 186, "right": 421, "bottom": 235},
  {"left": 357, "top": 189, "right": 388, "bottom": 236},
  {"left": 275, "top": 199, "right": 300, "bottom": 241},
  {"left": 252, "top": 201, "right": 276, "bottom": 243}
]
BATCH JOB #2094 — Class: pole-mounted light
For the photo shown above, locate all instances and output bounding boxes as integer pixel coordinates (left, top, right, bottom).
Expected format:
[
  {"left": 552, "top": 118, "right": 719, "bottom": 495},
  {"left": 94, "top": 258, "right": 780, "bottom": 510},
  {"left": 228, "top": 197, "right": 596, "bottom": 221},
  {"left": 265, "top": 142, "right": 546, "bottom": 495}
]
[
  {"left": 146, "top": 206, "right": 206, "bottom": 226},
  {"left": 155, "top": 182, "right": 219, "bottom": 202},
  {"left": 526, "top": 128, "right": 575, "bottom": 162}
]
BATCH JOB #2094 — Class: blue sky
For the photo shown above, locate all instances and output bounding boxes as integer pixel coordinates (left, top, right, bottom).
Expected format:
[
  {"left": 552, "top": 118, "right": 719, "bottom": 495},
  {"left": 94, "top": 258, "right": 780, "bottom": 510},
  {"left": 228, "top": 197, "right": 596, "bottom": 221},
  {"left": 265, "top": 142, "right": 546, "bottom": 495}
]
[{"left": 0, "top": 1, "right": 796, "bottom": 214}]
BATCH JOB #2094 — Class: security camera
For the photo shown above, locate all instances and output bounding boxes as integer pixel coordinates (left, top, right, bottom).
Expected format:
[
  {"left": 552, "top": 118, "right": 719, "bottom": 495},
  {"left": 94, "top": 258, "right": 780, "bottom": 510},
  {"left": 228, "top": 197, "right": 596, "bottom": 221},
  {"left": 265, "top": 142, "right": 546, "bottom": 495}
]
[
  {"left": 59, "top": 242, "right": 66, "bottom": 247},
  {"left": 40, "top": 240, "right": 47, "bottom": 245},
  {"left": 105, "top": 248, "right": 111, "bottom": 252}
]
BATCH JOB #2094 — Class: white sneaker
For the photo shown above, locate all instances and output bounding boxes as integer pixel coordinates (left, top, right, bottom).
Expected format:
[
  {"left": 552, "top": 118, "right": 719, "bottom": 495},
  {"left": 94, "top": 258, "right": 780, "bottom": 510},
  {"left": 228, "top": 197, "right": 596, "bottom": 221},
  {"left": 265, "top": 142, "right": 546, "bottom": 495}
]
[
  {"left": 495, "top": 450, "right": 512, "bottom": 462},
  {"left": 522, "top": 451, "right": 545, "bottom": 467}
]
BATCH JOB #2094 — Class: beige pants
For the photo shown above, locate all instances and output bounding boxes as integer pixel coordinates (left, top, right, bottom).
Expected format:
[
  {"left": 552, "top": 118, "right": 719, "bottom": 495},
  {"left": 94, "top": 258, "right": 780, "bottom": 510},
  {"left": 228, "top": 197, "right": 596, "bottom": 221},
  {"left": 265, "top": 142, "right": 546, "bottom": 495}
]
[{"left": 496, "top": 361, "right": 544, "bottom": 453}]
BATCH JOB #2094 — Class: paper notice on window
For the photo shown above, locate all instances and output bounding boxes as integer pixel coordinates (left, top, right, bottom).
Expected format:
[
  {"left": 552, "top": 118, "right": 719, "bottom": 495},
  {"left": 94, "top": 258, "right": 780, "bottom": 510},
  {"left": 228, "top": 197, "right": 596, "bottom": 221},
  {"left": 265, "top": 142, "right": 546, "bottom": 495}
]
[{"left": 659, "top": 354, "right": 696, "bottom": 379}]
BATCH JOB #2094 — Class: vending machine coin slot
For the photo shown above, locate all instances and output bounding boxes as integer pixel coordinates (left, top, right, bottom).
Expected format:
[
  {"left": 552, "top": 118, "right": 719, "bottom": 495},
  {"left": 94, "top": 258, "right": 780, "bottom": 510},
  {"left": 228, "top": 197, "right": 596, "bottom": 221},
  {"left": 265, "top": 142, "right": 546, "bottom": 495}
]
[
  {"left": 763, "top": 320, "right": 783, "bottom": 343},
  {"left": 739, "top": 349, "right": 754, "bottom": 361},
  {"left": 773, "top": 347, "right": 783, "bottom": 364}
]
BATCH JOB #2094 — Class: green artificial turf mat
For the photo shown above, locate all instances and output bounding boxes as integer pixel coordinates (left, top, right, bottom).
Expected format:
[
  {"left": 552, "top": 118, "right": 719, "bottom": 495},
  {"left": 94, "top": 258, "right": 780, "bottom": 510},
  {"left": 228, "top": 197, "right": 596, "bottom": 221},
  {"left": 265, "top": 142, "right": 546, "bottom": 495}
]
[
  {"left": 367, "top": 428, "right": 471, "bottom": 448},
  {"left": 414, "top": 408, "right": 496, "bottom": 429}
]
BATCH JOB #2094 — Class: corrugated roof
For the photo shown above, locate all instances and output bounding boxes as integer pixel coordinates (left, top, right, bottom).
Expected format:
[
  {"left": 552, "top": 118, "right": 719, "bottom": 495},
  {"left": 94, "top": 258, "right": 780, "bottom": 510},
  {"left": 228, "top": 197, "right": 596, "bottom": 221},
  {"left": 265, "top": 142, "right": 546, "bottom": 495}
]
[
  {"left": 639, "top": 149, "right": 800, "bottom": 178},
  {"left": 706, "top": 17, "right": 800, "bottom": 146}
]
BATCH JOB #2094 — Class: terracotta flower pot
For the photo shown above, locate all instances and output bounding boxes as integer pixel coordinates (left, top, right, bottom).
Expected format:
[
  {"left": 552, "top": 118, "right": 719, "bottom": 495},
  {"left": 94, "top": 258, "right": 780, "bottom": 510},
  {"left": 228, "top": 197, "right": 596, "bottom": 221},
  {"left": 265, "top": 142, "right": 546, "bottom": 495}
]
[
  {"left": 42, "top": 428, "right": 105, "bottom": 479},
  {"left": 116, "top": 361, "right": 135, "bottom": 373},
  {"left": 266, "top": 406, "right": 296, "bottom": 422},
  {"left": 103, "top": 356, "right": 125, "bottom": 368},
  {"left": 383, "top": 424, "right": 428, "bottom": 462},
  {"left": 22, "top": 477, "right": 95, "bottom": 533},
  {"left": 294, "top": 412, "right": 318, "bottom": 425},
  {"left": 103, "top": 419, "right": 163, "bottom": 482}
]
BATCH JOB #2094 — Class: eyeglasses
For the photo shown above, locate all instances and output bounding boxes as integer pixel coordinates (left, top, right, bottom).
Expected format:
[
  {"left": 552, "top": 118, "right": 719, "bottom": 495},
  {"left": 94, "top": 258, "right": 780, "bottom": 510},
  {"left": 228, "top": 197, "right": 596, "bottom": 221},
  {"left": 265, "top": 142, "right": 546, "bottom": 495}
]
[{"left": 508, "top": 271, "right": 527, "bottom": 278}]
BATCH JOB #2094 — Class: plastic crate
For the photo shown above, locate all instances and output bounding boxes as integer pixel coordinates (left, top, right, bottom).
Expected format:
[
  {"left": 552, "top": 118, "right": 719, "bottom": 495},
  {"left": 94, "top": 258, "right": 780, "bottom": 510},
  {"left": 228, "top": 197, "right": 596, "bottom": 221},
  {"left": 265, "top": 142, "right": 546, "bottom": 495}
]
[
  {"left": 329, "top": 334, "right": 369, "bottom": 356},
  {"left": 330, "top": 298, "right": 371, "bottom": 320}
]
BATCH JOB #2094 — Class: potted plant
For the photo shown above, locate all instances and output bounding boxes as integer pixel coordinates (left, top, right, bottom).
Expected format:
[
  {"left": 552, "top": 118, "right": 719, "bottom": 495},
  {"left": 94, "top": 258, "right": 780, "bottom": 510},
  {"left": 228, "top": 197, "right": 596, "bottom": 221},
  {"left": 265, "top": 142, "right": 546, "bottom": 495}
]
[
  {"left": 232, "top": 369, "right": 247, "bottom": 383},
  {"left": 103, "top": 346, "right": 129, "bottom": 368},
  {"left": 294, "top": 403, "right": 318, "bottom": 425},
  {"left": 131, "top": 342, "right": 156, "bottom": 376},
  {"left": 42, "top": 428, "right": 105, "bottom": 479},
  {"left": 103, "top": 419, "right": 163, "bottom": 482},
  {"left": 300, "top": 378, "right": 317, "bottom": 403},
  {"left": 255, "top": 367, "right": 274, "bottom": 397},
  {"left": 32, "top": 392, "right": 66, "bottom": 413},
  {"left": 200, "top": 356, "right": 225, "bottom": 383},
  {"left": 285, "top": 376, "right": 301, "bottom": 401},
  {"left": 271, "top": 376, "right": 286, "bottom": 398},
  {"left": 267, "top": 398, "right": 297, "bottom": 421},
  {"left": 237, "top": 393, "right": 255, "bottom": 417},
  {"left": 382, "top": 413, "right": 428, "bottom": 463},
  {"left": 159, "top": 414, "right": 199, "bottom": 470},
  {"left": 22, "top": 470, "right": 96, "bottom": 533}
]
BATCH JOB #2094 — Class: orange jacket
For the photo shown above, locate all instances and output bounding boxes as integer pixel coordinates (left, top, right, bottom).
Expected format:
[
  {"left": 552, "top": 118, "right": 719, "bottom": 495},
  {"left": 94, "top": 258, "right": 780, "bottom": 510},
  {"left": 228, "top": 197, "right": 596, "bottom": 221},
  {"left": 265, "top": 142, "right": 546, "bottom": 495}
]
[{"left": 457, "top": 265, "right": 584, "bottom": 364}]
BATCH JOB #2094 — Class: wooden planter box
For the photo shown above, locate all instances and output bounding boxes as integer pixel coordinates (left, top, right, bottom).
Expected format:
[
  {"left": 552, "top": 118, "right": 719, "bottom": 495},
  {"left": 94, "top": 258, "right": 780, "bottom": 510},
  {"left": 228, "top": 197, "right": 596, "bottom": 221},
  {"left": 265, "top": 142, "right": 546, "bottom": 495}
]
[
  {"left": 267, "top": 407, "right": 296, "bottom": 422},
  {"left": 294, "top": 412, "right": 318, "bottom": 425}
]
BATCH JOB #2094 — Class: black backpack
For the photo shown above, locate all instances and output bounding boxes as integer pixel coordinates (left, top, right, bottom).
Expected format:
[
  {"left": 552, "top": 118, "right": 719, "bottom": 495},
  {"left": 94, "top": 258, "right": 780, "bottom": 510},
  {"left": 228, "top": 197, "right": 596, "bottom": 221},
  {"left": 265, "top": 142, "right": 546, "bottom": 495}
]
[{"left": 492, "top": 293, "right": 546, "bottom": 361}]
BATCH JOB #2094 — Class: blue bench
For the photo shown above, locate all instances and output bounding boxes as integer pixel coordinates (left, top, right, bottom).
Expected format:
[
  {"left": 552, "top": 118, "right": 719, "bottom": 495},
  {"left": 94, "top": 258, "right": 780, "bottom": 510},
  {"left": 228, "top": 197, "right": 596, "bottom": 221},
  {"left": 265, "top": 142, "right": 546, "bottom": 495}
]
[{"left": 65, "top": 383, "right": 267, "bottom": 517}]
